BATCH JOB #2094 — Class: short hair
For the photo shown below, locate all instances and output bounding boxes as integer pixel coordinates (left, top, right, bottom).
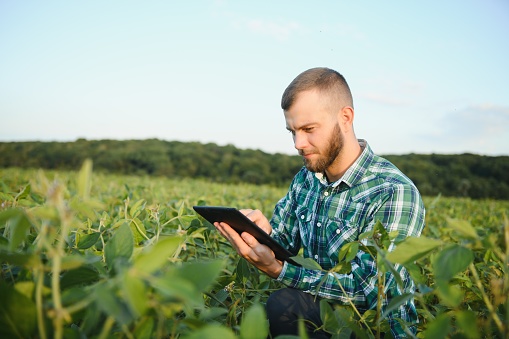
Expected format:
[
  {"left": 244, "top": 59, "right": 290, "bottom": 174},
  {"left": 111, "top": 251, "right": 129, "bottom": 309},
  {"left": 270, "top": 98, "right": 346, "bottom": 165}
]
[{"left": 281, "top": 67, "right": 353, "bottom": 111}]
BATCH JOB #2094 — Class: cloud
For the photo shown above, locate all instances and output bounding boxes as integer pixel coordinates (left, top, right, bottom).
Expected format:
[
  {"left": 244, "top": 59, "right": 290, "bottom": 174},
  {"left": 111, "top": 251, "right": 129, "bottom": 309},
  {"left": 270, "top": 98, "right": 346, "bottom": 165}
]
[
  {"left": 441, "top": 104, "right": 509, "bottom": 137},
  {"left": 417, "top": 104, "right": 509, "bottom": 155}
]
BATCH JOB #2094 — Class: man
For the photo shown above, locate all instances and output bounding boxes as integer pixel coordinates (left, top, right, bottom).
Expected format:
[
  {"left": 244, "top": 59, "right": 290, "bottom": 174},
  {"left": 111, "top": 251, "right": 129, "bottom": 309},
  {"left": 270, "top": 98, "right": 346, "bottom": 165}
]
[{"left": 215, "top": 67, "right": 425, "bottom": 338}]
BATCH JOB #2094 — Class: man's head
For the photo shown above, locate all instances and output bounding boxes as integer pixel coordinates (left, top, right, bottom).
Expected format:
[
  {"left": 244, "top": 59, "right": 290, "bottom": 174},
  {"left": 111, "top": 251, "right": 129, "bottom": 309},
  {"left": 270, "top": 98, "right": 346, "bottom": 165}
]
[
  {"left": 282, "top": 67, "right": 358, "bottom": 180},
  {"left": 281, "top": 67, "right": 353, "bottom": 112}
]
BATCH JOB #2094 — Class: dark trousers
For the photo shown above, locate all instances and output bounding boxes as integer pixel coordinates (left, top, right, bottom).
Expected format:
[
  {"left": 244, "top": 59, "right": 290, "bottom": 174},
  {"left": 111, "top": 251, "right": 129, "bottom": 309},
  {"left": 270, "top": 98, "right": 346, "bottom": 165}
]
[{"left": 265, "top": 288, "right": 331, "bottom": 339}]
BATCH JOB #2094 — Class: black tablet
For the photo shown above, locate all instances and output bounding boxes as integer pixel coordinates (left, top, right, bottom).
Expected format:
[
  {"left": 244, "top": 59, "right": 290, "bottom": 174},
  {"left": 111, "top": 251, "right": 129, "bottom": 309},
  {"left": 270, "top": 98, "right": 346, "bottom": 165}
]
[{"left": 193, "top": 206, "right": 300, "bottom": 266}]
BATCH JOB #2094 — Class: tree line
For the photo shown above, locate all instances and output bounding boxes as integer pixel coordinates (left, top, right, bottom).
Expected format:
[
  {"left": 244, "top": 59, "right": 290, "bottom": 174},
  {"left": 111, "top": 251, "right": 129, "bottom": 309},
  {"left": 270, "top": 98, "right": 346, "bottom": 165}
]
[{"left": 1, "top": 139, "right": 507, "bottom": 200}]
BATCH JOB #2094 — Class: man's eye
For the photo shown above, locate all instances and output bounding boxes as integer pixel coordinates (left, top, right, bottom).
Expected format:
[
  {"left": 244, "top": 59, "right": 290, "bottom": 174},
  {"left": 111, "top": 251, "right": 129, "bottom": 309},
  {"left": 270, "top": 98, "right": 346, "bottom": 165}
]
[{"left": 303, "top": 128, "right": 313, "bottom": 133}]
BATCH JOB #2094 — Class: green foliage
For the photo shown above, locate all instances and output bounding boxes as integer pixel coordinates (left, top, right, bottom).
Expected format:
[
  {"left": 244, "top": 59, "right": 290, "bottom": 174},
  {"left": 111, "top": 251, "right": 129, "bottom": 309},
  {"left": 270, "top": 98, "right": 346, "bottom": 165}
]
[
  {"left": 0, "top": 165, "right": 508, "bottom": 338},
  {"left": 1, "top": 139, "right": 508, "bottom": 199}
]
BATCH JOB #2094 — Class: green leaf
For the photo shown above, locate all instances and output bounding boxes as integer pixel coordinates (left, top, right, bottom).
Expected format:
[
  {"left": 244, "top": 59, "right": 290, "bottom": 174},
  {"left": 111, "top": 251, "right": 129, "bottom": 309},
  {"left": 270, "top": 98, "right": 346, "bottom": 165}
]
[
  {"left": 422, "top": 312, "right": 451, "bottom": 339},
  {"left": 77, "top": 232, "right": 101, "bottom": 249},
  {"left": 60, "top": 265, "right": 100, "bottom": 290},
  {"left": 14, "top": 281, "right": 35, "bottom": 299},
  {"left": 385, "top": 236, "right": 442, "bottom": 265},
  {"left": 151, "top": 275, "right": 203, "bottom": 307},
  {"left": 60, "top": 254, "right": 88, "bottom": 270},
  {"left": 446, "top": 218, "right": 479, "bottom": 240},
  {"left": 380, "top": 293, "right": 414, "bottom": 322},
  {"left": 240, "top": 303, "right": 268, "bottom": 339},
  {"left": 77, "top": 159, "right": 93, "bottom": 200},
  {"left": 0, "top": 208, "right": 32, "bottom": 251},
  {"left": 105, "top": 222, "right": 134, "bottom": 269},
  {"left": 360, "top": 309, "right": 377, "bottom": 326},
  {"left": 0, "top": 281, "right": 37, "bottom": 339},
  {"left": 70, "top": 198, "right": 103, "bottom": 221},
  {"left": 183, "top": 324, "right": 236, "bottom": 339},
  {"left": 129, "top": 218, "right": 147, "bottom": 244},
  {"left": 455, "top": 310, "right": 480, "bottom": 339},
  {"left": 373, "top": 220, "right": 391, "bottom": 249},
  {"left": 434, "top": 280, "right": 464, "bottom": 308},
  {"left": 337, "top": 242, "right": 359, "bottom": 263},
  {"left": 129, "top": 199, "right": 145, "bottom": 218},
  {"left": 0, "top": 251, "right": 40, "bottom": 267},
  {"left": 178, "top": 259, "right": 225, "bottom": 292},
  {"left": 94, "top": 282, "right": 133, "bottom": 325},
  {"left": 198, "top": 307, "right": 228, "bottom": 321},
  {"left": 289, "top": 256, "right": 323, "bottom": 270},
  {"left": 235, "top": 257, "right": 254, "bottom": 284},
  {"left": 432, "top": 244, "right": 473, "bottom": 282},
  {"left": 132, "top": 236, "right": 183, "bottom": 275},
  {"left": 14, "top": 184, "right": 31, "bottom": 201},
  {"left": 320, "top": 299, "right": 341, "bottom": 334},
  {"left": 123, "top": 273, "right": 148, "bottom": 317},
  {"left": 132, "top": 316, "right": 155, "bottom": 339},
  {"left": 333, "top": 306, "right": 367, "bottom": 339},
  {"left": 0, "top": 235, "right": 8, "bottom": 247},
  {"left": 331, "top": 261, "right": 352, "bottom": 274}
]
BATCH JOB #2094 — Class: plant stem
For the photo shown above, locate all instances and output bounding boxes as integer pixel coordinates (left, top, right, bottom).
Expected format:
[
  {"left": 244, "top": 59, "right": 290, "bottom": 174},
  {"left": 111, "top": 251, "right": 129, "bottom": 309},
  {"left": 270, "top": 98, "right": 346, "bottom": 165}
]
[
  {"left": 469, "top": 262, "right": 505, "bottom": 335},
  {"left": 331, "top": 272, "right": 376, "bottom": 338},
  {"left": 51, "top": 248, "right": 64, "bottom": 339},
  {"left": 35, "top": 266, "right": 47, "bottom": 339},
  {"left": 98, "top": 316, "right": 115, "bottom": 339},
  {"left": 51, "top": 189, "right": 72, "bottom": 339},
  {"left": 376, "top": 270, "right": 384, "bottom": 339},
  {"left": 65, "top": 298, "right": 92, "bottom": 315}
]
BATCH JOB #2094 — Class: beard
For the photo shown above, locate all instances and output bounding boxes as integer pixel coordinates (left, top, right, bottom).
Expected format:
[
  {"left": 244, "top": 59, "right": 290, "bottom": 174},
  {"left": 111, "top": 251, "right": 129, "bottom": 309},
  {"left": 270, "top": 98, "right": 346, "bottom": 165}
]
[{"left": 301, "top": 123, "right": 344, "bottom": 173}]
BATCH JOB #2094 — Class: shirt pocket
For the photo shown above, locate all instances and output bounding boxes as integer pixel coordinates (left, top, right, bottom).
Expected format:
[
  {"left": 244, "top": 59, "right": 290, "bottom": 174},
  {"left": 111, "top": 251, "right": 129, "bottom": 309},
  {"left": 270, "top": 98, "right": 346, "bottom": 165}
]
[
  {"left": 294, "top": 206, "right": 312, "bottom": 246},
  {"left": 324, "top": 218, "right": 359, "bottom": 259}
]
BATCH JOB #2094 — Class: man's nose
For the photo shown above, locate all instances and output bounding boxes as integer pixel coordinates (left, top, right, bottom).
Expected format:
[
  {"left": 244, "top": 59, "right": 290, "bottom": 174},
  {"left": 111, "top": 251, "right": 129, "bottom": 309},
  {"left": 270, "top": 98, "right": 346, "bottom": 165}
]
[{"left": 293, "top": 132, "right": 308, "bottom": 151}]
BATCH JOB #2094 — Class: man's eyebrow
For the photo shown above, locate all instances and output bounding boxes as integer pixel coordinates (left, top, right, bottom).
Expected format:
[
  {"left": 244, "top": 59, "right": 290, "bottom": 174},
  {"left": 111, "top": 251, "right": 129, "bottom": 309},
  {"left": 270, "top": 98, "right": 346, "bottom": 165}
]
[{"left": 287, "top": 123, "right": 316, "bottom": 131}]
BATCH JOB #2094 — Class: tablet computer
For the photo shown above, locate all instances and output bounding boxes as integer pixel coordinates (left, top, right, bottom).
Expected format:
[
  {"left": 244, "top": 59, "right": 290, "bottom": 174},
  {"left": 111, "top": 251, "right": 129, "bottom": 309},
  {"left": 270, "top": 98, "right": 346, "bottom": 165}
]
[{"left": 193, "top": 205, "right": 300, "bottom": 266}]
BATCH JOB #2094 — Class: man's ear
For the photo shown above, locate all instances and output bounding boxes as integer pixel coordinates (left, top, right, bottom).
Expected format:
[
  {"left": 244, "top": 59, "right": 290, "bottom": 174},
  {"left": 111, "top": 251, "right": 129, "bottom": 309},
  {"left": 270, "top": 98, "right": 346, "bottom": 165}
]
[{"left": 338, "top": 106, "right": 355, "bottom": 132}]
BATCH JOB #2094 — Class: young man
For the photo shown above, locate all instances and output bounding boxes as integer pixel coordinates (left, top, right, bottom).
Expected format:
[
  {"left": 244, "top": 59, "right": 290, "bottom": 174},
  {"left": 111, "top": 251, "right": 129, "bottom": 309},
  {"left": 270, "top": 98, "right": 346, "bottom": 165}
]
[{"left": 215, "top": 67, "right": 425, "bottom": 338}]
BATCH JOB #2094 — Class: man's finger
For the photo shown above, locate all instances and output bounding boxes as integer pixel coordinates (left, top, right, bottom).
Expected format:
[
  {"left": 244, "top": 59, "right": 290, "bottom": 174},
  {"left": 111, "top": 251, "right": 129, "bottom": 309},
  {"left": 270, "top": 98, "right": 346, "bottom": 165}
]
[{"left": 241, "top": 232, "right": 258, "bottom": 247}]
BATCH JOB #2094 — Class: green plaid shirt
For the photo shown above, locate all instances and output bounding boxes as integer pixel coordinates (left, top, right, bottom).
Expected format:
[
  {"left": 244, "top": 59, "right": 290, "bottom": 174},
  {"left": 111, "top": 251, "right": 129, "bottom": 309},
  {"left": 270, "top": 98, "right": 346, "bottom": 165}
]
[{"left": 270, "top": 140, "right": 425, "bottom": 337}]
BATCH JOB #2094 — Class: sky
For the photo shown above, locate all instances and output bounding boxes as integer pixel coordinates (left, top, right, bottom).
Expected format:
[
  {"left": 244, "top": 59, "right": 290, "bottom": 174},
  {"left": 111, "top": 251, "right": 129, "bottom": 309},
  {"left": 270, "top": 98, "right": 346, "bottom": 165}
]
[{"left": 1, "top": 1, "right": 508, "bottom": 156}]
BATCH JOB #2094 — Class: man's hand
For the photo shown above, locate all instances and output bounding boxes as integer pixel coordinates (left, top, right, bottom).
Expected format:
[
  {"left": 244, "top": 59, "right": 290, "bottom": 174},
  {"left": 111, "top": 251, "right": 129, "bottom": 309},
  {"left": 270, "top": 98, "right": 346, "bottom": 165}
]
[
  {"left": 239, "top": 209, "right": 273, "bottom": 234},
  {"left": 214, "top": 209, "right": 282, "bottom": 278}
]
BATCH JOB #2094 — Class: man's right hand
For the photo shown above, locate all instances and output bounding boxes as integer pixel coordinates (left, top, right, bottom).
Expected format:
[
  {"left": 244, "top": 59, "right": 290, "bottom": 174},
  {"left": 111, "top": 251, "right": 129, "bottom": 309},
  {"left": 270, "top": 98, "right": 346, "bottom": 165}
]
[{"left": 239, "top": 209, "right": 273, "bottom": 235}]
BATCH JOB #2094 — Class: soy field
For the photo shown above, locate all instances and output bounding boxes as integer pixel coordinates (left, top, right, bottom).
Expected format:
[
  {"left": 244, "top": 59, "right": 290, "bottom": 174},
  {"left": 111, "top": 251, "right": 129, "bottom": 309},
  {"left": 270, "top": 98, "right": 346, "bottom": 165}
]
[{"left": 1, "top": 162, "right": 508, "bottom": 338}]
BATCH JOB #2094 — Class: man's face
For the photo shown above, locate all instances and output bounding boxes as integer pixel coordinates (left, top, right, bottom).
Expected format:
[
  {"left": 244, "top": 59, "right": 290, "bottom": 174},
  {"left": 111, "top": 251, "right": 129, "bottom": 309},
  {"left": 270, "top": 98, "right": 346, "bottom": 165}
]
[{"left": 284, "top": 89, "right": 344, "bottom": 174}]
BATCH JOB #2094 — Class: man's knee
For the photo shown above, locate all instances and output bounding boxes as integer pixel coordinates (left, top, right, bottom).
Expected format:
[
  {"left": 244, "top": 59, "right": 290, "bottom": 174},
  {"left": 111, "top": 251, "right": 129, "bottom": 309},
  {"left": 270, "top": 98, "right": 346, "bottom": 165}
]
[
  {"left": 265, "top": 288, "right": 328, "bottom": 338},
  {"left": 266, "top": 288, "right": 301, "bottom": 320}
]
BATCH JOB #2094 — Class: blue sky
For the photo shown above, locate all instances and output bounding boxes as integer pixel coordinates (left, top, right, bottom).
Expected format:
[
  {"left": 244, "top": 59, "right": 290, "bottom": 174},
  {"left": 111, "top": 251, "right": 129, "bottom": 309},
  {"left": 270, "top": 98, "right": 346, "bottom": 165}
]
[{"left": 1, "top": 1, "right": 508, "bottom": 156}]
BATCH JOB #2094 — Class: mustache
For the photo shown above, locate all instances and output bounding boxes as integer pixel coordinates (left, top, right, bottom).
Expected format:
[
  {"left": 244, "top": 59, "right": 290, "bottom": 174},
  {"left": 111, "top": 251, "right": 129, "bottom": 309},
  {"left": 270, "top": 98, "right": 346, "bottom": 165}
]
[{"left": 299, "top": 150, "right": 315, "bottom": 156}]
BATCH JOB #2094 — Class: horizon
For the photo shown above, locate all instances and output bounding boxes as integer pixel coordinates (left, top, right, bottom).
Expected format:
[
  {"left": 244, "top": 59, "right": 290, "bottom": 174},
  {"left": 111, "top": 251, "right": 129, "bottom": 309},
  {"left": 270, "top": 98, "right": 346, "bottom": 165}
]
[{"left": 1, "top": 137, "right": 507, "bottom": 158}]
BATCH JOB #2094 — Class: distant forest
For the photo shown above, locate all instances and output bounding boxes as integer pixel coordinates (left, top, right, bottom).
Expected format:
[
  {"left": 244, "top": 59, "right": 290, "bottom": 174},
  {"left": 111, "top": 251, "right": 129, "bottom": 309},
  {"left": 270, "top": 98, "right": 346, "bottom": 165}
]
[{"left": 1, "top": 139, "right": 508, "bottom": 200}]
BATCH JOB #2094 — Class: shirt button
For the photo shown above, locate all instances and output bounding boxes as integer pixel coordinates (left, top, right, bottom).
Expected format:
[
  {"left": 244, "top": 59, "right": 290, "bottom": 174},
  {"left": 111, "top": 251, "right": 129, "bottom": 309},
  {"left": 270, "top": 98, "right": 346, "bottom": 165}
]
[
  {"left": 336, "top": 229, "right": 340, "bottom": 234},
  {"left": 324, "top": 191, "right": 329, "bottom": 196},
  {"left": 300, "top": 215, "right": 305, "bottom": 220},
  {"left": 314, "top": 255, "right": 319, "bottom": 259},
  {"left": 317, "top": 222, "right": 322, "bottom": 227}
]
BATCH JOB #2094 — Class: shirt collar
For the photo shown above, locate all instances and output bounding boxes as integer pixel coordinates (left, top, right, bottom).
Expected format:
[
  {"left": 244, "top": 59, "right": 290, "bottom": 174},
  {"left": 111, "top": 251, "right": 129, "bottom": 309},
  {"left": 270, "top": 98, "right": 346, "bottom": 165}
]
[{"left": 314, "top": 139, "right": 373, "bottom": 188}]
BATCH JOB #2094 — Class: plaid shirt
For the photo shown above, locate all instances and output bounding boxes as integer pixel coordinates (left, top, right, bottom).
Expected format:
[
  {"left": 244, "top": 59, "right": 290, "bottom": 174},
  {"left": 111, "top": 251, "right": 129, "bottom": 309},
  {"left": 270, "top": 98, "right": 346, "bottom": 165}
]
[{"left": 270, "top": 140, "right": 425, "bottom": 337}]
